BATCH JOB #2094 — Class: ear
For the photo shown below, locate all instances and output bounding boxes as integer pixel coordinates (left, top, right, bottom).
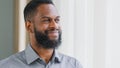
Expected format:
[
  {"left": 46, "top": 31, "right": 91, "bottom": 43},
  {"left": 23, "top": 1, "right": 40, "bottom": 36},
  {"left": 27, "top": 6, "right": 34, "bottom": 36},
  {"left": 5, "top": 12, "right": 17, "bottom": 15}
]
[{"left": 25, "top": 21, "right": 34, "bottom": 33}]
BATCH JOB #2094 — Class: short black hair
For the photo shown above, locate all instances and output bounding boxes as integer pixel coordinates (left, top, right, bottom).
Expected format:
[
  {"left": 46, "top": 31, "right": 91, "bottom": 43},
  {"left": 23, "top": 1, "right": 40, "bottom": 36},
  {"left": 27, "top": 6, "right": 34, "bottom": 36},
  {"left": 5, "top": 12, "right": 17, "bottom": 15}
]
[{"left": 24, "top": 0, "right": 54, "bottom": 22}]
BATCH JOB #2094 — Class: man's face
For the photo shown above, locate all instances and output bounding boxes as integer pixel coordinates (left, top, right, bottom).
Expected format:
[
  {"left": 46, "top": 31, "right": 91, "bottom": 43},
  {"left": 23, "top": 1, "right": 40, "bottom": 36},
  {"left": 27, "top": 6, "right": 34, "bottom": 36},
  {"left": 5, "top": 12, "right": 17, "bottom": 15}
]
[{"left": 32, "top": 4, "right": 61, "bottom": 49}]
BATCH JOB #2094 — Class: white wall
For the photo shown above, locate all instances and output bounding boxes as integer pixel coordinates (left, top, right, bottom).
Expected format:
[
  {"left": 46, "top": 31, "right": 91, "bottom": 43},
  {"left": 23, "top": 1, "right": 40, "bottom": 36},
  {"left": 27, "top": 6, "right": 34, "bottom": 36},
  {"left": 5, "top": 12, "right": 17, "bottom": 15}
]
[
  {"left": 18, "top": 0, "right": 27, "bottom": 52},
  {"left": 105, "top": 0, "right": 120, "bottom": 68},
  {"left": 53, "top": 0, "right": 120, "bottom": 68}
]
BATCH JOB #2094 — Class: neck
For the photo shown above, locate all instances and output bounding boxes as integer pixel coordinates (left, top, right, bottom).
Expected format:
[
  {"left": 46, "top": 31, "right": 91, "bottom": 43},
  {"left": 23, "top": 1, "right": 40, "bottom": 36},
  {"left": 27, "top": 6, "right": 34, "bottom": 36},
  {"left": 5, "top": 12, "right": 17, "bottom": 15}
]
[{"left": 31, "top": 43, "right": 54, "bottom": 64}]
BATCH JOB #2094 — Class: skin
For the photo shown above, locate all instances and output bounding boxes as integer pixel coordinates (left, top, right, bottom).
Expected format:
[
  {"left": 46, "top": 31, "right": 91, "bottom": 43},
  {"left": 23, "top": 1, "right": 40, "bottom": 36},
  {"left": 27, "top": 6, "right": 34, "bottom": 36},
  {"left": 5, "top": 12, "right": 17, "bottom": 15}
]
[{"left": 25, "top": 4, "right": 61, "bottom": 64}]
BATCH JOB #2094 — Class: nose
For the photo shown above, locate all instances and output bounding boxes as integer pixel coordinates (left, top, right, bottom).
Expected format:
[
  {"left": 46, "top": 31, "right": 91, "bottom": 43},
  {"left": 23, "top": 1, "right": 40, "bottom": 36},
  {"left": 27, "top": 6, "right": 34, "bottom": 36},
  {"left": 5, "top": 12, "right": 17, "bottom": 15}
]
[{"left": 49, "top": 19, "right": 59, "bottom": 29}]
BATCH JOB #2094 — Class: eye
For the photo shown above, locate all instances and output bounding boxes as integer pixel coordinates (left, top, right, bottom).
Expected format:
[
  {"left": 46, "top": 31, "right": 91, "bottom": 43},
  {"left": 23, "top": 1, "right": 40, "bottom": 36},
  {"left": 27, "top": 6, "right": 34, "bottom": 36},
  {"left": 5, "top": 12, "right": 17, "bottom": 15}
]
[
  {"left": 55, "top": 18, "right": 60, "bottom": 23},
  {"left": 42, "top": 19, "right": 50, "bottom": 23}
]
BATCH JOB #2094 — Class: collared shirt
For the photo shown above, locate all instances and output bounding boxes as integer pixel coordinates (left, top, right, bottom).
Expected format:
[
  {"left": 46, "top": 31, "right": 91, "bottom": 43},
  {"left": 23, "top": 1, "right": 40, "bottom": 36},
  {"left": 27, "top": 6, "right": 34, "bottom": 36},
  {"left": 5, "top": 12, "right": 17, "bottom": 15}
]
[{"left": 0, "top": 45, "right": 82, "bottom": 68}]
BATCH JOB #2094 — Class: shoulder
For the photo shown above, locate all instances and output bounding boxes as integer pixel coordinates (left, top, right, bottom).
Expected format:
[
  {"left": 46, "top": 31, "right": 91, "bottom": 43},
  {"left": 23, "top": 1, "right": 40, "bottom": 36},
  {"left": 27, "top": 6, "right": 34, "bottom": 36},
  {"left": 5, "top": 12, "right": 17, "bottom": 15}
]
[
  {"left": 59, "top": 53, "right": 83, "bottom": 68},
  {"left": 0, "top": 51, "right": 26, "bottom": 68},
  {"left": 59, "top": 53, "right": 79, "bottom": 63}
]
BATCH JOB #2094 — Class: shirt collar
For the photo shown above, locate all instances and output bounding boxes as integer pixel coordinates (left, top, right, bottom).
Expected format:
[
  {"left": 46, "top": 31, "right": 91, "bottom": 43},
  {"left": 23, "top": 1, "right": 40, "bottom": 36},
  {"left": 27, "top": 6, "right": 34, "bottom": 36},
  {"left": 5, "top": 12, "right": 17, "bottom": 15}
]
[
  {"left": 25, "top": 44, "right": 62, "bottom": 64},
  {"left": 25, "top": 44, "right": 40, "bottom": 64},
  {"left": 51, "top": 49, "right": 62, "bottom": 63}
]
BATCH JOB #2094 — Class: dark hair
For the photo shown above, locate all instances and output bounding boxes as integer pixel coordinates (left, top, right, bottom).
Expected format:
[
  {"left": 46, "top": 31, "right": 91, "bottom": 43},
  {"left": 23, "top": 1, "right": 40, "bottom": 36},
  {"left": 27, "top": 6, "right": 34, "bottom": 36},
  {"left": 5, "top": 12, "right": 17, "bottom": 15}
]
[{"left": 24, "top": 0, "right": 54, "bottom": 22}]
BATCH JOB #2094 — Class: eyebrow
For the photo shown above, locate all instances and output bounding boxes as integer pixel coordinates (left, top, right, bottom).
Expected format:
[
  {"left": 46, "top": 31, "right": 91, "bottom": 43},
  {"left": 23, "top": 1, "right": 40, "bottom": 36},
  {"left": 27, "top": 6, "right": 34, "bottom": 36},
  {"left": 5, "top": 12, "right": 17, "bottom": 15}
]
[{"left": 40, "top": 16, "right": 60, "bottom": 19}]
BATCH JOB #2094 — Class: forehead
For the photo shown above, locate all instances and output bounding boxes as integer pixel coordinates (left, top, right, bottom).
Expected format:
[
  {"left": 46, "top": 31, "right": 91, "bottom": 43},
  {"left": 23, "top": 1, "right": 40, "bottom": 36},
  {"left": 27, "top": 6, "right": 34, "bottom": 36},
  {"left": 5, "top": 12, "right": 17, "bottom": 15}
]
[{"left": 36, "top": 4, "right": 59, "bottom": 17}]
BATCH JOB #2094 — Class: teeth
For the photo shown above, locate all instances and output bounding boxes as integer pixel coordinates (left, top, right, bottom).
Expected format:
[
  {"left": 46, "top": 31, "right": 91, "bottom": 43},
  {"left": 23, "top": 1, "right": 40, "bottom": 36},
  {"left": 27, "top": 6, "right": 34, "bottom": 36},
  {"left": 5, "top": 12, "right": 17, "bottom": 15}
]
[
  {"left": 49, "top": 31, "right": 58, "bottom": 33},
  {"left": 49, "top": 30, "right": 58, "bottom": 33},
  {"left": 50, "top": 32, "right": 58, "bottom": 33}
]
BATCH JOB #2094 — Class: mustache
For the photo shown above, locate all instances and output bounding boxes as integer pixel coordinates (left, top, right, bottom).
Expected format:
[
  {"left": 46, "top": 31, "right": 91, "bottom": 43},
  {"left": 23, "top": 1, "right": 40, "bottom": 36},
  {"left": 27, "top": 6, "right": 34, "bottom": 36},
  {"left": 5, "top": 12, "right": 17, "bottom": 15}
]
[{"left": 45, "top": 28, "right": 60, "bottom": 34}]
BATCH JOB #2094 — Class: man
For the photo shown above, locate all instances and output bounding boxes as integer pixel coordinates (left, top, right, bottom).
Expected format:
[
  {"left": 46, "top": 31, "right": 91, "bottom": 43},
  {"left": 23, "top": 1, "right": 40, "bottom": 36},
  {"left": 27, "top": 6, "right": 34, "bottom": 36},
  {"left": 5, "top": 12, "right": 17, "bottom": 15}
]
[{"left": 0, "top": 0, "right": 82, "bottom": 68}]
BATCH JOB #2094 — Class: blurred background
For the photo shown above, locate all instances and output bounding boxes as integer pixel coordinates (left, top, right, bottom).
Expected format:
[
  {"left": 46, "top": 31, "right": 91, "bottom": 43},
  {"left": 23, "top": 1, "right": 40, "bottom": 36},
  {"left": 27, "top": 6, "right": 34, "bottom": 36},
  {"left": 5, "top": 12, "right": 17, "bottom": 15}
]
[{"left": 0, "top": 0, "right": 120, "bottom": 68}]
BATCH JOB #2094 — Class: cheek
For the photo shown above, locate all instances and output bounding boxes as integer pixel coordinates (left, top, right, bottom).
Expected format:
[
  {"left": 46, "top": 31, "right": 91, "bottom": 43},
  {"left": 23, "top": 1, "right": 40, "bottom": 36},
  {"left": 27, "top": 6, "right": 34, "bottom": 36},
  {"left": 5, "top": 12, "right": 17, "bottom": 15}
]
[
  {"left": 37, "top": 24, "right": 49, "bottom": 32},
  {"left": 58, "top": 25, "right": 61, "bottom": 31}
]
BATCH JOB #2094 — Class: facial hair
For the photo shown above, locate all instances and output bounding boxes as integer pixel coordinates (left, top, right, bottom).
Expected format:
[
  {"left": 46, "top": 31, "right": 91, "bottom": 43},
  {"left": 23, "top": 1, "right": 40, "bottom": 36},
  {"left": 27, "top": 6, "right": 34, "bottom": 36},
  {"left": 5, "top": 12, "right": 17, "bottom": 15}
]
[{"left": 34, "top": 27, "right": 61, "bottom": 49}]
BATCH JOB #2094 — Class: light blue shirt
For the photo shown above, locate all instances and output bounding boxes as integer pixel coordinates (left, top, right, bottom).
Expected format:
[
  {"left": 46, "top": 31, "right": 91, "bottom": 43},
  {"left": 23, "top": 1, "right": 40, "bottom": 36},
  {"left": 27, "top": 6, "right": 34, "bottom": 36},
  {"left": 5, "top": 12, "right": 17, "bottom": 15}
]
[{"left": 0, "top": 45, "right": 82, "bottom": 68}]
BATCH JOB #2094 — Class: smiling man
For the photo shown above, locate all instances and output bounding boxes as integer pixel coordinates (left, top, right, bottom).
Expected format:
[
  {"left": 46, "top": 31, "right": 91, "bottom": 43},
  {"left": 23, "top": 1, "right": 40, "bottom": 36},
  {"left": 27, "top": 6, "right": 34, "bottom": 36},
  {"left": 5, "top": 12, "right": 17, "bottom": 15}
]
[{"left": 0, "top": 0, "right": 82, "bottom": 68}]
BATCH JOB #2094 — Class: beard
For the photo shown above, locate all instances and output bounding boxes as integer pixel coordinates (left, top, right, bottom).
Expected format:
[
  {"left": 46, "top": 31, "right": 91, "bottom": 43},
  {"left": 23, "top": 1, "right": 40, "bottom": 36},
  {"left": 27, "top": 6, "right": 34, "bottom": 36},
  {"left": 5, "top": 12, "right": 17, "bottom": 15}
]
[{"left": 34, "top": 27, "right": 61, "bottom": 49}]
